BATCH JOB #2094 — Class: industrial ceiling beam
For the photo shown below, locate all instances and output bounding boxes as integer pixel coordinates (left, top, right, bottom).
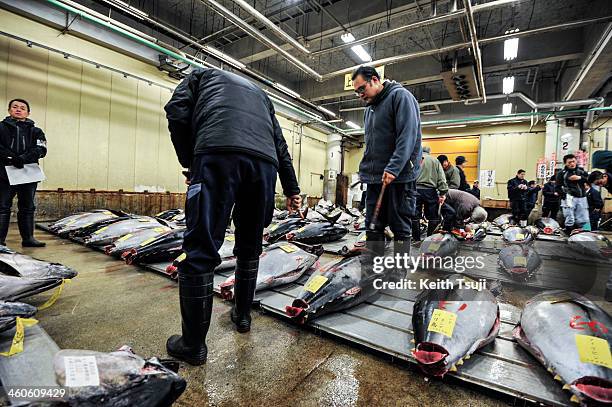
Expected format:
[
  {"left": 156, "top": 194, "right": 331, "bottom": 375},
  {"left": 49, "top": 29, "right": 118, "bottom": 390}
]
[{"left": 462, "top": 0, "right": 486, "bottom": 102}]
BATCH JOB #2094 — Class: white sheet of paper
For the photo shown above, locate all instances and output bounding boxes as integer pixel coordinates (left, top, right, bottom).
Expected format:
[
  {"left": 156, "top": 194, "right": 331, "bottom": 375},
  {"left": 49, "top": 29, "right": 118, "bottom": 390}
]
[
  {"left": 4, "top": 164, "right": 46, "bottom": 185},
  {"left": 63, "top": 355, "right": 100, "bottom": 387}
]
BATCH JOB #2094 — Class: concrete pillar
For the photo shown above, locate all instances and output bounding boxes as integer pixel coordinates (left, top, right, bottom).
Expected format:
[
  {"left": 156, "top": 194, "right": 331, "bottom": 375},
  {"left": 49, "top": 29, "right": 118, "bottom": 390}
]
[
  {"left": 323, "top": 134, "right": 342, "bottom": 202},
  {"left": 545, "top": 119, "right": 581, "bottom": 169}
]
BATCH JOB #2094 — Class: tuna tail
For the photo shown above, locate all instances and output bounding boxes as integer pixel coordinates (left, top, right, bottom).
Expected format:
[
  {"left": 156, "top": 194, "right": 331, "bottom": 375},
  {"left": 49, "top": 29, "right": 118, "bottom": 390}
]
[
  {"left": 165, "top": 264, "right": 178, "bottom": 279},
  {"left": 322, "top": 211, "right": 342, "bottom": 225},
  {"left": 219, "top": 279, "right": 235, "bottom": 300},
  {"left": 285, "top": 298, "right": 308, "bottom": 324},
  {"left": 412, "top": 342, "right": 449, "bottom": 377},
  {"left": 573, "top": 377, "right": 612, "bottom": 404}
]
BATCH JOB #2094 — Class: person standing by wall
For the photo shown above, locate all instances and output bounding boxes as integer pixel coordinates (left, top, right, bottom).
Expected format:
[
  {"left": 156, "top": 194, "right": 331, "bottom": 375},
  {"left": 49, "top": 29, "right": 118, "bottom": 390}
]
[
  {"left": 437, "top": 155, "right": 460, "bottom": 189},
  {"left": 526, "top": 180, "right": 541, "bottom": 215},
  {"left": 470, "top": 180, "right": 481, "bottom": 199},
  {"left": 0, "top": 99, "right": 47, "bottom": 247},
  {"left": 507, "top": 169, "right": 529, "bottom": 227},
  {"left": 164, "top": 68, "right": 302, "bottom": 365},
  {"left": 412, "top": 145, "right": 448, "bottom": 241},
  {"left": 455, "top": 156, "right": 470, "bottom": 191},
  {"left": 541, "top": 176, "right": 560, "bottom": 219},
  {"left": 352, "top": 65, "right": 421, "bottom": 268},
  {"left": 556, "top": 154, "right": 589, "bottom": 234},
  {"left": 585, "top": 182, "right": 603, "bottom": 231}
]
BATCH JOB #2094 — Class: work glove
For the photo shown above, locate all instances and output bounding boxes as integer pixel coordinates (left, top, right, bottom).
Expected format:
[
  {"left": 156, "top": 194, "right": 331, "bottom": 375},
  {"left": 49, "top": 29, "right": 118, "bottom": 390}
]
[{"left": 11, "top": 156, "right": 24, "bottom": 169}]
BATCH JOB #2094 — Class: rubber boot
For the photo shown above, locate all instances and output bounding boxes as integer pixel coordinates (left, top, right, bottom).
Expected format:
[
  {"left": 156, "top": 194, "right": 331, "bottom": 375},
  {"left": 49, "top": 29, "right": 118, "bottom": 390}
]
[
  {"left": 411, "top": 220, "right": 421, "bottom": 242},
  {"left": 426, "top": 220, "right": 440, "bottom": 237},
  {"left": 519, "top": 220, "right": 527, "bottom": 227},
  {"left": 0, "top": 213, "right": 10, "bottom": 246},
  {"left": 230, "top": 259, "right": 259, "bottom": 333},
  {"left": 393, "top": 236, "right": 412, "bottom": 279},
  {"left": 360, "top": 230, "right": 386, "bottom": 279},
  {"left": 166, "top": 270, "right": 214, "bottom": 366},
  {"left": 18, "top": 213, "right": 45, "bottom": 247}
]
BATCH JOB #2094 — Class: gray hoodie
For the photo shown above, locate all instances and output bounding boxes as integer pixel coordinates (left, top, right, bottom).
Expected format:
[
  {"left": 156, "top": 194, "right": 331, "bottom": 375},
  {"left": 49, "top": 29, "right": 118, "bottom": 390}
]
[{"left": 359, "top": 81, "right": 422, "bottom": 184}]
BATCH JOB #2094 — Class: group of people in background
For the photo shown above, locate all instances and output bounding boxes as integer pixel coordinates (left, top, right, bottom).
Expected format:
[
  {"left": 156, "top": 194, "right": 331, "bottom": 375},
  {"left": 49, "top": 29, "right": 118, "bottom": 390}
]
[{"left": 507, "top": 153, "right": 606, "bottom": 233}]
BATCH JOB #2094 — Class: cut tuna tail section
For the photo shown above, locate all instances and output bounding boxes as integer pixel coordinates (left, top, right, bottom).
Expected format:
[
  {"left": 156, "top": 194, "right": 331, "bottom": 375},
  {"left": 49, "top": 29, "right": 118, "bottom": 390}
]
[
  {"left": 285, "top": 298, "right": 308, "bottom": 324},
  {"left": 412, "top": 342, "right": 449, "bottom": 377},
  {"left": 219, "top": 279, "right": 235, "bottom": 300},
  {"left": 573, "top": 377, "right": 612, "bottom": 404}
]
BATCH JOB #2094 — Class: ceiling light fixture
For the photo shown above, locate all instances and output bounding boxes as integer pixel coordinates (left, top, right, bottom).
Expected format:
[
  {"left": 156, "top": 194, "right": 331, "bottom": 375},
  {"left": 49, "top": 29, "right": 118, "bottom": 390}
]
[
  {"left": 436, "top": 124, "right": 467, "bottom": 129},
  {"left": 346, "top": 121, "right": 361, "bottom": 129},
  {"left": 502, "top": 76, "right": 515, "bottom": 94},
  {"left": 503, "top": 29, "right": 520, "bottom": 60},
  {"left": 350, "top": 45, "right": 372, "bottom": 62},
  {"left": 341, "top": 32, "right": 355, "bottom": 43},
  {"left": 101, "top": 0, "right": 148, "bottom": 20},
  {"left": 502, "top": 102, "right": 513, "bottom": 115}
]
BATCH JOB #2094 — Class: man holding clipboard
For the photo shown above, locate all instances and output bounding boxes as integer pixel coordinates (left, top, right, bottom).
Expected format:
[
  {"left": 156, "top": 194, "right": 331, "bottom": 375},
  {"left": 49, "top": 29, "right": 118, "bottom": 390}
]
[{"left": 0, "top": 99, "right": 47, "bottom": 247}]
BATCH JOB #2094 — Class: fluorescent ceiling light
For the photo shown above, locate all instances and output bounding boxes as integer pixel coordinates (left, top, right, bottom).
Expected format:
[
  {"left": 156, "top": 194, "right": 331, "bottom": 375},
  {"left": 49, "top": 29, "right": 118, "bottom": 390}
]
[
  {"left": 346, "top": 121, "right": 361, "bottom": 129},
  {"left": 341, "top": 32, "right": 355, "bottom": 43},
  {"left": 351, "top": 45, "right": 372, "bottom": 62},
  {"left": 504, "top": 30, "right": 519, "bottom": 61},
  {"left": 436, "top": 124, "right": 467, "bottom": 129},
  {"left": 101, "top": 0, "right": 148, "bottom": 19},
  {"left": 502, "top": 76, "right": 515, "bottom": 94},
  {"left": 502, "top": 102, "right": 513, "bottom": 115},
  {"left": 317, "top": 106, "right": 337, "bottom": 117},
  {"left": 274, "top": 82, "right": 301, "bottom": 99},
  {"left": 203, "top": 46, "right": 246, "bottom": 69}
]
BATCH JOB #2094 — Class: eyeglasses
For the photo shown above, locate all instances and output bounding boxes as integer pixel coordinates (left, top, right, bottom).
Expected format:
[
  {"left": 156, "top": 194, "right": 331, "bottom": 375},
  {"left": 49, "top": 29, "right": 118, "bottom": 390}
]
[{"left": 354, "top": 81, "right": 370, "bottom": 96}]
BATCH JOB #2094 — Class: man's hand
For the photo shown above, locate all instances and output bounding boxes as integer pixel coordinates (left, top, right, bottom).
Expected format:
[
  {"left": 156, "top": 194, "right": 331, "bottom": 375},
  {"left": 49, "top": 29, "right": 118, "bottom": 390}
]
[
  {"left": 554, "top": 192, "right": 559, "bottom": 196},
  {"left": 568, "top": 175, "right": 581, "bottom": 181},
  {"left": 182, "top": 170, "right": 192, "bottom": 186},
  {"left": 438, "top": 195, "right": 446, "bottom": 204},
  {"left": 381, "top": 171, "right": 396, "bottom": 186},
  {"left": 286, "top": 195, "right": 302, "bottom": 213},
  {"left": 11, "top": 156, "right": 24, "bottom": 169}
]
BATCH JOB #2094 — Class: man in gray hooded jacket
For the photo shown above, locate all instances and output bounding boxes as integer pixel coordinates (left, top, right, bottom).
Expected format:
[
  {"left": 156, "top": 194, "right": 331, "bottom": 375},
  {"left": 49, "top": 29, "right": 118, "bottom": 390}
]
[{"left": 352, "top": 66, "right": 421, "bottom": 270}]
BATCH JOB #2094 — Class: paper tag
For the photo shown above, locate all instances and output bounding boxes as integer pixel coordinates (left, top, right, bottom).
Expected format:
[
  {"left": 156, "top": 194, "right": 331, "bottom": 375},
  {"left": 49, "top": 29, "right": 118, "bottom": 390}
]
[
  {"left": 152, "top": 227, "right": 167, "bottom": 233},
  {"left": 64, "top": 356, "right": 101, "bottom": 387},
  {"left": 225, "top": 235, "right": 235, "bottom": 241},
  {"left": 38, "top": 279, "right": 71, "bottom": 311},
  {"left": 513, "top": 256, "right": 527, "bottom": 266},
  {"left": 102, "top": 211, "right": 113, "bottom": 215},
  {"left": 175, "top": 253, "right": 187, "bottom": 263},
  {"left": 269, "top": 224, "right": 279, "bottom": 232},
  {"left": 596, "top": 240, "right": 609, "bottom": 248},
  {"left": 140, "top": 237, "right": 156, "bottom": 247},
  {"left": 0, "top": 317, "right": 38, "bottom": 357},
  {"left": 280, "top": 244, "right": 297, "bottom": 253},
  {"left": 359, "top": 234, "right": 367, "bottom": 242},
  {"left": 138, "top": 218, "right": 154, "bottom": 223},
  {"left": 66, "top": 219, "right": 77, "bottom": 226},
  {"left": 427, "top": 309, "right": 457, "bottom": 337},
  {"left": 94, "top": 226, "right": 109, "bottom": 235},
  {"left": 295, "top": 226, "right": 306, "bottom": 233},
  {"left": 427, "top": 242, "right": 441, "bottom": 251},
  {"left": 575, "top": 334, "right": 612, "bottom": 368},
  {"left": 117, "top": 233, "right": 133, "bottom": 242},
  {"left": 516, "top": 233, "right": 525, "bottom": 240},
  {"left": 304, "top": 275, "right": 328, "bottom": 293}
]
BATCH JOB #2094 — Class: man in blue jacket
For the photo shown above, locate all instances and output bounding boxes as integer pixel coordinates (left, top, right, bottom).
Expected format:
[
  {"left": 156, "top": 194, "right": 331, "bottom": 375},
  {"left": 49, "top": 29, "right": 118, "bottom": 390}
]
[
  {"left": 164, "top": 68, "right": 302, "bottom": 365},
  {"left": 352, "top": 66, "right": 421, "bottom": 270}
]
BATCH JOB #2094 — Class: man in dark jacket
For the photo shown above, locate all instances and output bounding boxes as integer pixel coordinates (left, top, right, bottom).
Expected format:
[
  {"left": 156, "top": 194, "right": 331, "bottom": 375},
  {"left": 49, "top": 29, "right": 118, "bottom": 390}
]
[
  {"left": 541, "top": 176, "right": 560, "bottom": 219},
  {"left": 440, "top": 189, "right": 488, "bottom": 232},
  {"left": 352, "top": 66, "right": 421, "bottom": 270},
  {"left": 437, "top": 155, "right": 460, "bottom": 189},
  {"left": 412, "top": 146, "right": 447, "bottom": 240},
  {"left": 507, "top": 169, "right": 529, "bottom": 226},
  {"left": 588, "top": 170, "right": 611, "bottom": 191},
  {"left": 585, "top": 183, "right": 603, "bottom": 231},
  {"left": 164, "top": 68, "right": 302, "bottom": 365},
  {"left": 0, "top": 99, "right": 47, "bottom": 247},
  {"left": 470, "top": 180, "right": 481, "bottom": 199},
  {"left": 455, "top": 156, "right": 470, "bottom": 191},
  {"left": 526, "top": 180, "right": 541, "bottom": 214},
  {"left": 556, "top": 154, "right": 589, "bottom": 234}
]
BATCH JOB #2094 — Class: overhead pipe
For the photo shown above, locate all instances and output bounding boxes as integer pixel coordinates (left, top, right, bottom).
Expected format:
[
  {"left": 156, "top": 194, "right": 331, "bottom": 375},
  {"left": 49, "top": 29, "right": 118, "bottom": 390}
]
[
  {"left": 462, "top": 0, "right": 486, "bottom": 102},
  {"left": 231, "top": 0, "right": 310, "bottom": 54},
  {"left": 198, "top": 0, "right": 322, "bottom": 80}
]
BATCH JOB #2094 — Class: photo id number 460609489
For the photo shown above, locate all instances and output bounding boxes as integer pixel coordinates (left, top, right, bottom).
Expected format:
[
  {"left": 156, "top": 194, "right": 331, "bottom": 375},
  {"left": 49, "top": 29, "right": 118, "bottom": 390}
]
[{"left": 5, "top": 387, "right": 66, "bottom": 400}]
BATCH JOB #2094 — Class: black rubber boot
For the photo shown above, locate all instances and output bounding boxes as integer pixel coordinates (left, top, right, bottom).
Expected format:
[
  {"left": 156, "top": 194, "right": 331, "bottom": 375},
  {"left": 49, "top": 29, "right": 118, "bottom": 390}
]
[
  {"left": 393, "top": 235, "right": 412, "bottom": 279},
  {"left": 0, "top": 213, "right": 10, "bottom": 246},
  {"left": 426, "top": 220, "right": 440, "bottom": 237},
  {"left": 18, "top": 213, "right": 45, "bottom": 247},
  {"left": 360, "top": 230, "right": 386, "bottom": 279},
  {"left": 411, "top": 220, "right": 421, "bottom": 241},
  {"left": 166, "top": 271, "right": 214, "bottom": 366},
  {"left": 231, "top": 258, "right": 259, "bottom": 333}
]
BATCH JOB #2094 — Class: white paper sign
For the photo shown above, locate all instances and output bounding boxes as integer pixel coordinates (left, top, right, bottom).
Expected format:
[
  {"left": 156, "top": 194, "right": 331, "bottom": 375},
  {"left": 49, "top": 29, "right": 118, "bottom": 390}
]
[
  {"left": 5, "top": 164, "right": 46, "bottom": 185},
  {"left": 64, "top": 356, "right": 100, "bottom": 387},
  {"left": 537, "top": 163, "right": 547, "bottom": 179},
  {"left": 479, "top": 170, "right": 495, "bottom": 188}
]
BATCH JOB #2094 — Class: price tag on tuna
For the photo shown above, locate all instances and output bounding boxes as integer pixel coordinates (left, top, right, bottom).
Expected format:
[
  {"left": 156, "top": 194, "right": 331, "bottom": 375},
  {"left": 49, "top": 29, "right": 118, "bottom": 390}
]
[
  {"left": 596, "top": 240, "right": 608, "bottom": 248},
  {"left": 516, "top": 233, "right": 525, "bottom": 240},
  {"left": 117, "top": 233, "right": 133, "bottom": 242},
  {"left": 427, "top": 243, "right": 441, "bottom": 251},
  {"left": 269, "top": 224, "right": 279, "bottom": 232},
  {"left": 225, "top": 235, "right": 235, "bottom": 241},
  {"left": 296, "top": 227, "right": 306, "bottom": 233},
  {"left": 280, "top": 244, "right": 296, "bottom": 253},
  {"left": 427, "top": 309, "right": 457, "bottom": 337},
  {"left": 175, "top": 253, "right": 187, "bottom": 262},
  {"left": 94, "top": 226, "right": 109, "bottom": 235},
  {"left": 513, "top": 257, "right": 527, "bottom": 266},
  {"left": 359, "top": 234, "right": 367, "bottom": 241},
  {"left": 153, "top": 227, "right": 167, "bottom": 233},
  {"left": 304, "top": 275, "right": 328, "bottom": 293},
  {"left": 575, "top": 334, "right": 612, "bottom": 368},
  {"left": 140, "top": 237, "right": 156, "bottom": 247},
  {"left": 64, "top": 356, "right": 100, "bottom": 387}
]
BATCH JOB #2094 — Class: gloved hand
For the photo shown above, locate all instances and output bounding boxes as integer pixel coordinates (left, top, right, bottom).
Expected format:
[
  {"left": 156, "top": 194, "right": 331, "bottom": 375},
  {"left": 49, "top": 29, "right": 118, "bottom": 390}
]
[{"left": 11, "top": 156, "right": 24, "bottom": 169}]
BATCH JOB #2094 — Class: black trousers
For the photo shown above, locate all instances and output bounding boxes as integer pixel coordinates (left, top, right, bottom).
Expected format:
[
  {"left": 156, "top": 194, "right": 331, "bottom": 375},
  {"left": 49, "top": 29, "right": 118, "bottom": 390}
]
[
  {"left": 0, "top": 181, "right": 37, "bottom": 217},
  {"left": 365, "top": 181, "right": 416, "bottom": 240},
  {"left": 510, "top": 199, "right": 528, "bottom": 221},
  {"left": 180, "top": 153, "right": 276, "bottom": 275},
  {"left": 415, "top": 188, "right": 440, "bottom": 221},
  {"left": 542, "top": 202, "right": 559, "bottom": 219},
  {"left": 440, "top": 203, "right": 457, "bottom": 230}
]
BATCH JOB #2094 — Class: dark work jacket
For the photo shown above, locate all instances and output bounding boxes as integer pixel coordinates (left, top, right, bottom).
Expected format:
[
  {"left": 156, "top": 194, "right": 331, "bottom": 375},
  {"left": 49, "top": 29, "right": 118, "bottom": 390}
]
[
  {"left": 555, "top": 166, "right": 588, "bottom": 198},
  {"left": 359, "top": 81, "right": 422, "bottom": 184},
  {"left": 527, "top": 185, "right": 541, "bottom": 205},
  {"left": 507, "top": 177, "right": 528, "bottom": 202},
  {"left": 164, "top": 68, "right": 299, "bottom": 196},
  {"left": 457, "top": 166, "right": 470, "bottom": 191},
  {"left": 470, "top": 186, "right": 480, "bottom": 199},
  {"left": 587, "top": 187, "right": 603, "bottom": 211},
  {"left": 542, "top": 182, "right": 559, "bottom": 205},
  {"left": 0, "top": 117, "right": 47, "bottom": 181}
]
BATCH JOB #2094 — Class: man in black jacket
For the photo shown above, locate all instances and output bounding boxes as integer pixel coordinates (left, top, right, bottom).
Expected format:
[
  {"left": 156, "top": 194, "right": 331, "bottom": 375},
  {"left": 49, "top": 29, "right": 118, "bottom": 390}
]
[
  {"left": 164, "top": 68, "right": 302, "bottom": 365},
  {"left": 588, "top": 170, "right": 611, "bottom": 191},
  {"left": 455, "top": 156, "right": 470, "bottom": 191},
  {"left": 352, "top": 66, "right": 421, "bottom": 273},
  {"left": 526, "top": 180, "right": 541, "bottom": 214},
  {"left": 0, "top": 99, "right": 47, "bottom": 247},
  {"left": 556, "top": 154, "right": 589, "bottom": 234},
  {"left": 585, "top": 183, "right": 603, "bottom": 231},
  {"left": 507, "top": 169, "right": 529, "bottom": 226},
  {"left": 470, "top": 180, "right": 480, "bottom": 199},
  {"left": 541, "top": 176, "right": 560, "bottom": 219}
]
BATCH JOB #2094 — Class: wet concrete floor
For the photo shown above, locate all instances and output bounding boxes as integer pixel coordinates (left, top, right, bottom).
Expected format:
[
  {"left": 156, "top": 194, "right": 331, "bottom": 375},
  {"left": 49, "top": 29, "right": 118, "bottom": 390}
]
[{"left": 10, "top": 227, "right": 517, "bottom": 407}]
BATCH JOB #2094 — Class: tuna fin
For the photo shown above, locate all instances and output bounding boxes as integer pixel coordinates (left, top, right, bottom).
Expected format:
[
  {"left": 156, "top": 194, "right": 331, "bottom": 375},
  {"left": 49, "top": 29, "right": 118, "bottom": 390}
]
[
  {"left": 563, "top": 384, "right": 571, "bottom": 391},
  {"left": 322, "top": 210, "right": 342, "bottom": 225},
  {"left": 554, "top": 375, "right": 562, "bottom": 382},
  {"left": 449, "top": 365, "right": 458, "bottom": 372},
  {"left": 456, "top": 359, "right": 464, "bottom": 366},
  {"left": 464, "top": 355, "right": 470, "bottom": 360},
  {"left": 570, "top": 395, "right": 580, "bottom": 404},
  {"left": 547, "top": 367, "right": 554, "bottom": 373}
]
